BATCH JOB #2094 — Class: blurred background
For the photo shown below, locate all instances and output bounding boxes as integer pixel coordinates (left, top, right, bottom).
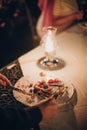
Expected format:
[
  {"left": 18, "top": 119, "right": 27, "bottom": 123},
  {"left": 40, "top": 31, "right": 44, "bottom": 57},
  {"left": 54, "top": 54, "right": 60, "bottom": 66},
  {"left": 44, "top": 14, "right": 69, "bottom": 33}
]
[{"left": 0, "top": 0, "right": 87, "bottom": 69}]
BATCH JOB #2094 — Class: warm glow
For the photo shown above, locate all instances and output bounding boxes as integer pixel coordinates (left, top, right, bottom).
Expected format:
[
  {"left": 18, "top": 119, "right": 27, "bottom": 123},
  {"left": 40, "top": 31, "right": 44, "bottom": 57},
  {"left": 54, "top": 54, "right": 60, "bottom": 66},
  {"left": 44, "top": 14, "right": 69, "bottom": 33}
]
[{"left": 45, "top": 30, "right": 55, "bottom": 53}]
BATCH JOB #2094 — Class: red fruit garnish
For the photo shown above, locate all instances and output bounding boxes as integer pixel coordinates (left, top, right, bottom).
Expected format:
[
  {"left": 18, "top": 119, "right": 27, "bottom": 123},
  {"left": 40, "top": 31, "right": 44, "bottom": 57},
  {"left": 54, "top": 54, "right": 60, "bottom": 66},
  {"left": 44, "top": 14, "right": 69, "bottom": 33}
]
[
  {"left": 48, "top": 79, "right": 54, "bottom": 84},
  {"left": 54, "top": 79, "right": 61, "bottom": 82},
  {"left": 37, "top": 81, "right": 43, "bottom": 86},
  {"left": 34, "top": 85, "right": 41, "bottom": 90},
  {"left": 47, "top": 78, "right": 61, "bottom": 85},
  {"left": 45, "top": 87, "right": 53, "bottom": 92}
]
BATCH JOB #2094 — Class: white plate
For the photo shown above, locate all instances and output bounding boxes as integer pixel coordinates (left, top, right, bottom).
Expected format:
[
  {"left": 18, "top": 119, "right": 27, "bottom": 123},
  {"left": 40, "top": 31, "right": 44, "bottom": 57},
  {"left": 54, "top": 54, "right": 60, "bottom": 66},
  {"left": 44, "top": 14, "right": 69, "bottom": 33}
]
[{"left": 13, "top": 76, "right": 74, "bottom": 107}]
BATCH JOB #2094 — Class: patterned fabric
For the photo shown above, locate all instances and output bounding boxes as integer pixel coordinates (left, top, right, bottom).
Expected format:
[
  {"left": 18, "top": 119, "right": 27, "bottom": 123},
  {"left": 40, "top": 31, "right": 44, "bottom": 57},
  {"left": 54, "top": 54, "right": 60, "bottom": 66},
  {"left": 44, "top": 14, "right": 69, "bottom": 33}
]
[
  {"left": 0, "top": 60, "right": 24, "bottom": 108},
  {"left": 0, "top": 60, "right": 23, "bottom": 85},
  {"left": 0, "top": 85, "right": 25, "bottom": 109}
]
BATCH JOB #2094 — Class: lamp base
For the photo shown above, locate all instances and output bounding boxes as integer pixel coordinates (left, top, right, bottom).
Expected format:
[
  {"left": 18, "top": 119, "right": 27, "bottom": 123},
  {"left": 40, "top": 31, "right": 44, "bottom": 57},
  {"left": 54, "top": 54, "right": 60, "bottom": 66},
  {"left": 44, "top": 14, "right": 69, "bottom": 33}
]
[{"left": 37, "top": 57, "right": 65, "bottom": 70}]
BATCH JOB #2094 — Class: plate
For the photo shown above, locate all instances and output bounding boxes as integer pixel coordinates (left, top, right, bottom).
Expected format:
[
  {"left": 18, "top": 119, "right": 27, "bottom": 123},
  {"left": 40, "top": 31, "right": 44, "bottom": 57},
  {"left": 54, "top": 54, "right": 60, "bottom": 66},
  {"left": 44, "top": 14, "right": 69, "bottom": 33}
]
[{"left": 13, "top": 76, "right": 74, "bottom": 107}]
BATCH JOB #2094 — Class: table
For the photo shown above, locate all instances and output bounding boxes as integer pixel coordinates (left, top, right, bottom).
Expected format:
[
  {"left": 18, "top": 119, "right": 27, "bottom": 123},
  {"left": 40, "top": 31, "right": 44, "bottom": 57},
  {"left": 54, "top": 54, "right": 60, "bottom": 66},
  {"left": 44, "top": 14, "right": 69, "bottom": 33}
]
[
  {"left": 18, "top": 23, "right": 87, "bottom": 130},
  {"left": 0, "top": 23, "right": 87, "bottom": 130}
]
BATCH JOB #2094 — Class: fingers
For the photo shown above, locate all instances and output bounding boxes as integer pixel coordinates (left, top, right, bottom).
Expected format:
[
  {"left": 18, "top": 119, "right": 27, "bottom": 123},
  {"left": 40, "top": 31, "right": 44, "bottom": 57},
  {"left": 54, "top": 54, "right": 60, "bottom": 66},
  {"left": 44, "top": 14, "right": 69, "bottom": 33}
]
[
  {"left": 0, "top": 73, "right": 12, "bottom": 87},
  {"left": 47, "top": 98, "right": 58, "bottom": 113},
  {"left": 76, "top": 11, "right": 83, "bottom": 20},
  {"left": 39, "top": 98, "right": 58, "bottom": 120},
  {"left": 0, "top": 79, "right": 6, "bottom": 86},
  {"left": 45, "top": 98, "right": 57, "bottom": 106}
]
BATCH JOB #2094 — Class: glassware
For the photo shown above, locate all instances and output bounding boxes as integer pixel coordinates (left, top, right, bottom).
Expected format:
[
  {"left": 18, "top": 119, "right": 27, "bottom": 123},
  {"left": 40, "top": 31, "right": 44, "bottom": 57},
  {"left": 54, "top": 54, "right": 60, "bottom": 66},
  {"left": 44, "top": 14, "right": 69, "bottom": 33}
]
[
  {"left": 43, "top": 26, "right": 56, "bottom": 61},
  {"left": 37, "top": 26, "right": 65, "bottom": 70}
]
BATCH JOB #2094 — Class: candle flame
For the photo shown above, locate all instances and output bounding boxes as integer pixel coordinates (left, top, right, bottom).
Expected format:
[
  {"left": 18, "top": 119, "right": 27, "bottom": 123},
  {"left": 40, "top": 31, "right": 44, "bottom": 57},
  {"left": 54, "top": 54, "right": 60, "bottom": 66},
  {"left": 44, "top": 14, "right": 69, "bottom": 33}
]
[{"left": 45, "top": 30, "right": 55, "bottom": 52}]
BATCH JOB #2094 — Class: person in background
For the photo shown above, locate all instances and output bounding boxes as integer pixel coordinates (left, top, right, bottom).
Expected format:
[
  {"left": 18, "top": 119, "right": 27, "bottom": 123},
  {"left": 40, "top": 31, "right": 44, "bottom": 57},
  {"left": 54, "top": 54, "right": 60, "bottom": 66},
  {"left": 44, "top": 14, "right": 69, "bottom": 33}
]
[
  {"left": 0, "top": 73, "right": 57, "bottom": 130},
  {"left": 36, "top": 0, "right": 83, "bottom": 37}
]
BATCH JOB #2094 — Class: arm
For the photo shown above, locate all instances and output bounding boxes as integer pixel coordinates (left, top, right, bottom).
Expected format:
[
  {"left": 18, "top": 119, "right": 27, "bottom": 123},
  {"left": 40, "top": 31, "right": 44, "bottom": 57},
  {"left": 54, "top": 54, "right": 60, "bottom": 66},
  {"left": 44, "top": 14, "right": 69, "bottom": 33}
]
[
  {"left": 53, "top": 11, "right": 83, "bottom": 26},
  {"left": 0, "top": 98, "right": 57, "bottom": 130},
  {"left": 0, "top": 74, "right": 57, "bottom": 129}
]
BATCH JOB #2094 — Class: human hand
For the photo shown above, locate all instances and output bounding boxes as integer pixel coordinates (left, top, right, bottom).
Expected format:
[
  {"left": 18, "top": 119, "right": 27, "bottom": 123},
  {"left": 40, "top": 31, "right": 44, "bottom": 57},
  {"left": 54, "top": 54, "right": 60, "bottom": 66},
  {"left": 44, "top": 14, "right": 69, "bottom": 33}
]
[
  {"left": 75, "top": 11, "right": 83, "bottom": 21},
  {"left": 0, "top": 73, "right": 12, "bottom": 87},
  {"left": 39, "top": 98, "right": 57, "bottom": 121}
]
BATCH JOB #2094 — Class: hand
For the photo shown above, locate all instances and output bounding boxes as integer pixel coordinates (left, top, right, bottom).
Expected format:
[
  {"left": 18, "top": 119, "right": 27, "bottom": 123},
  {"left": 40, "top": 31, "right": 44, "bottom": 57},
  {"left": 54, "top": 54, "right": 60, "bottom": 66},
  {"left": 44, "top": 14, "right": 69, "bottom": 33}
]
[
  {"left": 75, "top": 11, "right": 83, "bottom": 21},
  {"left": 0, "top": 73, "right": 12, "bottom": 87},
  {"left": 39, "top": 98, "right": 57, "bottom": 121}
]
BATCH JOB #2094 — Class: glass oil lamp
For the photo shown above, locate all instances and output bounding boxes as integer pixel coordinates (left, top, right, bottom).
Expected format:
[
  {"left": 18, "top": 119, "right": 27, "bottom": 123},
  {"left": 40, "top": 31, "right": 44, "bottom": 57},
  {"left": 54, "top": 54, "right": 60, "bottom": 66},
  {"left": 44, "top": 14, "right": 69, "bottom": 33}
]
[{"left": 37, "top": 26, "right": 65, "bottom": 70}]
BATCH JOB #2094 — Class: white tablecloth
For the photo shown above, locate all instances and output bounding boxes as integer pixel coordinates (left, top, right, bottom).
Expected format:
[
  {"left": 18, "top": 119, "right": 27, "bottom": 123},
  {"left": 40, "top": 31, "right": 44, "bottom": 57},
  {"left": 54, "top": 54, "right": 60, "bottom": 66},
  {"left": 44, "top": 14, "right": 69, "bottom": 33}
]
[{"left": 18, "top": 23, "right": 87, "bottom": 130}]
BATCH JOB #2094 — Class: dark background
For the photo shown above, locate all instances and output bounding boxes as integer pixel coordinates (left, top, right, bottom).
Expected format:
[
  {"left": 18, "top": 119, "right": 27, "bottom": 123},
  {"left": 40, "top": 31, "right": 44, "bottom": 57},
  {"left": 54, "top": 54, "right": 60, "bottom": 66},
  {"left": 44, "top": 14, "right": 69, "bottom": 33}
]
[
  {"left": 0, "top": 0, "right": 41, "bottom": 68},
  {"left": 0, "top": 0, "right": 87, "bottom": 69}
]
